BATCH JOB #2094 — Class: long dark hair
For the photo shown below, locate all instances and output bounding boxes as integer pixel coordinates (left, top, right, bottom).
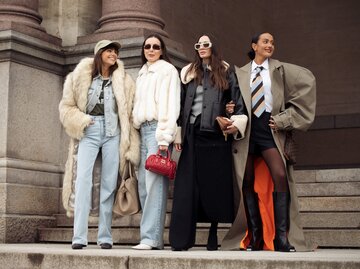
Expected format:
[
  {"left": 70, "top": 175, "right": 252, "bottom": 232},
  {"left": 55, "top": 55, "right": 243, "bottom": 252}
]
[
  {"left": 247, "top": 32, "right": 269, "bottom": 60},
  {"left": 186, "top": 34, "right": 229, "bottom": 90},
  {"left": 141, "top": 34, "right": 171, "bottom": 65},
  {"left": 91, "top": 45, "right": 119, "bottom": 79}
]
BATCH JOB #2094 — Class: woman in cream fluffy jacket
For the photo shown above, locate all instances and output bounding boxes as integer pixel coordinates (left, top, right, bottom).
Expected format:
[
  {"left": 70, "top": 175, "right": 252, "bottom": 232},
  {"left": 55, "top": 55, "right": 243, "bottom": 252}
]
[
  {"left": 59, "top": 40, "right": 140, "bottom": 250},
  {"left": 131, "top": 34, "right": 181, "bottom": 250}
]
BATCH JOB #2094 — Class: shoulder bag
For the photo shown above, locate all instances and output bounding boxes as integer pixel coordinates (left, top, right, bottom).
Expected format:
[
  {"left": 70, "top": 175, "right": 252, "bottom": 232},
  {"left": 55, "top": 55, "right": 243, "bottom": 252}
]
[{"left": 113, "top": 162, "right": 141, "bottom": 216}]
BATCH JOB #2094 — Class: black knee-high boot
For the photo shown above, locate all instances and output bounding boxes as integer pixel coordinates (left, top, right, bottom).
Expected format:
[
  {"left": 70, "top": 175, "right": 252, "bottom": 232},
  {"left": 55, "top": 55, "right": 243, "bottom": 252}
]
[
  {"left": 273, "top": 192, "right": 295, "bottom": 252},
  {"left": 206, "top": 222, "right": 218, "bottom": 251},
  {"left": 243, "top": 190, "right": 263, "bottom": 251}
]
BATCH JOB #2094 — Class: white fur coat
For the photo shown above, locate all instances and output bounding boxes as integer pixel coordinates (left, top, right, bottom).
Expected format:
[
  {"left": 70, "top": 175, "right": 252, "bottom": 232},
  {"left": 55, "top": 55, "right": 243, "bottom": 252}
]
[
  {"left": 59, "top": 58, "right": 140, "bottom": 216},
  {"left": 132, "top": 59, "right": 181, "bottom": 146}
]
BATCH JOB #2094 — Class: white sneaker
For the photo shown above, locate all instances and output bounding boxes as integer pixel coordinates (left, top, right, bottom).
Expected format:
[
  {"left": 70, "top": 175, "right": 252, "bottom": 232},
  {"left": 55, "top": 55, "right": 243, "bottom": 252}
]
[{"left": 132, "top": 243, "right": 153, "bottom": 250}]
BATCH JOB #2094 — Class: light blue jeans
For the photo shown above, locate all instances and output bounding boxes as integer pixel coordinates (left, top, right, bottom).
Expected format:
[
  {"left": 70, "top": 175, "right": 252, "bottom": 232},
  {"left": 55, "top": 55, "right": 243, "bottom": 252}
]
[
  {"left": 138, "top": 121, "right": 169, "bottom": 249},
  {"left": 72, "top": 116, "right": 120, "bottom": 246}
]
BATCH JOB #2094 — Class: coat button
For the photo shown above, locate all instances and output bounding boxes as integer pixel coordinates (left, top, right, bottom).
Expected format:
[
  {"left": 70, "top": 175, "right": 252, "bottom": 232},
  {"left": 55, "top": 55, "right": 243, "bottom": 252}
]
[
  {"left": 233, "top": 149, "right": 238, "bottom": 153},
  {"left": 203, "top": 105, "right": 206, "bottom": 108}
]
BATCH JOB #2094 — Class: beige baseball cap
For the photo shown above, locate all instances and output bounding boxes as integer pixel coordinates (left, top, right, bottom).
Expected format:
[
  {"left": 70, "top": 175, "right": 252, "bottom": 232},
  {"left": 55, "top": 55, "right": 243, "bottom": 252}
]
[{"left": 94, "top": 40, "right": 121, "bottom": 55}]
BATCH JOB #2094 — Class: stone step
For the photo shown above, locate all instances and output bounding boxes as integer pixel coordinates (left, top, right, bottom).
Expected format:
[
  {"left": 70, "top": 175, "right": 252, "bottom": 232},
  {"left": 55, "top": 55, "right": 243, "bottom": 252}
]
[
  {"left": 300, "top": 212, "right": 360, "bottom": 228},
  {"left": 38, "top": 227, "right": 226, "bottom": 246},
  {"left": 305, "top": 229, "right": 360, "bottom": 248},
  {"left": 296, "top": 181, "right": 360, "bottom": 196},
  {"left": 298, "top": 196, "right": 360, "bottom": 212},
  {"left": 55, "top": 212, "right": 360, "bottom": 229},
  {"left": 0, "top": 244, "right": 359, "bottom": 269},
  {"left": 166, "top": 196, "right": 360, "bottom": 212},
  {"left": 294, "top": 168, "right": 360, "bottom": 183},
  {"left": 167, "top": 196, "right": 360, "bottom": 213},
  {"left": 38, "top": 226, "right": 360, "bottom": 248},
  {"left": 55, "top": 213, "right": 231, "bottom": 229},
  {"left": 55, "top": 214, "right": 141, "bottom": 227}
]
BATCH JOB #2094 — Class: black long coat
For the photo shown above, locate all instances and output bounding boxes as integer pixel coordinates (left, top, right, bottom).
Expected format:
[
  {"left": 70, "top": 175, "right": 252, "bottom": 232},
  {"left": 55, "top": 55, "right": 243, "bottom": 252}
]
[{"left": 169, "top": 63, "right": 245, "bottom": 250}]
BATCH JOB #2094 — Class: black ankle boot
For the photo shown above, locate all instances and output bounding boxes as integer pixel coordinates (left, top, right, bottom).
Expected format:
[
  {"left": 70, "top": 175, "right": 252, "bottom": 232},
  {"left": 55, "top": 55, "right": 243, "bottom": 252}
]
[
  {"left": 273, "top": 192, "right": 295, "bottom": 252},
  {"left": 206, "top": 222, "right": 218, "bottom": 251},
  {"left": 243, "top": 190, "right": 263, "bottom": 251}
]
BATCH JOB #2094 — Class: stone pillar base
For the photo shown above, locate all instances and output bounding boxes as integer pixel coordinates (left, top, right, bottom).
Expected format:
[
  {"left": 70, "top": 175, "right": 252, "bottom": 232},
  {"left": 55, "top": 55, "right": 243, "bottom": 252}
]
[
  {"left": 0, "top": 158, "right": 62, "bottom": 243},
  {"left": 0, "top": 29, "right": 65, "bottom": 242},
  {"left": 0, "top": 21, "right": 61, "bottom": 45},
  {"left": 0, "top": 215, "right": 56, "bottom": 243}
]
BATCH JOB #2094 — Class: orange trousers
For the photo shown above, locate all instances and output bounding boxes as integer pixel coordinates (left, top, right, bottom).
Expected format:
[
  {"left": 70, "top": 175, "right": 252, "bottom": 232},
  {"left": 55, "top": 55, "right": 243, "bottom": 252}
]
[{"left": 240, "top": 157, "right": 275, "bottom": 250}]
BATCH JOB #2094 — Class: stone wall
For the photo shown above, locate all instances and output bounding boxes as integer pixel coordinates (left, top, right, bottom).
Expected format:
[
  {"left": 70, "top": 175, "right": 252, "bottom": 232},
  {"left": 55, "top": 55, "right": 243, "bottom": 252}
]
[{"left": 161, "top": 0, "right": 360, "bottom": 168}]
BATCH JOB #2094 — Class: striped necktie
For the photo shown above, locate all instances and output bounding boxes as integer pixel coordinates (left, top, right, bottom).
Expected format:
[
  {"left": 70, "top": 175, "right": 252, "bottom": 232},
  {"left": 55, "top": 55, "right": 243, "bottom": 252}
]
[{"left": 251, "top": 66, "right": 265, "bottom": 117}]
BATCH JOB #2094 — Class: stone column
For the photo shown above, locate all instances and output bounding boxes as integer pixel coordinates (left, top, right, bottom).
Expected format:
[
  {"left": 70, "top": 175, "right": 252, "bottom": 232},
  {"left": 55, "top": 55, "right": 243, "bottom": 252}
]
[
  {"left": 97, "top": 0, "right": 168, "bottom": 37},
  {"left": 0, "top": 0, "right": 63, "bottom": 242},
  {"left": 39, "top": 0, "right": 102, "bottom": 46},
  {"left": 0, "top": 0, "right": 43, "bottom": 29},
  {"left": 0, "top": 0, "right": 59, "bottom": 43},
  {"left": 76, "top": 0, "right": 187, "bottom": 79}
]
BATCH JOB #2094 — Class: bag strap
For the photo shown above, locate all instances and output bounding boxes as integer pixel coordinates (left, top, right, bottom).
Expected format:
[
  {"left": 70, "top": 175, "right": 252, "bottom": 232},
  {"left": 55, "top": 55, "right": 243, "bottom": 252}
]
[
  {"left": 156, "top": 149, "right": 171, "bottom": 159},
  {"left": 128, "top": 162, "right": 134, "bottom": 178},
  {"left": 122, "top": 161, "right": 134, "bottom": 180}
]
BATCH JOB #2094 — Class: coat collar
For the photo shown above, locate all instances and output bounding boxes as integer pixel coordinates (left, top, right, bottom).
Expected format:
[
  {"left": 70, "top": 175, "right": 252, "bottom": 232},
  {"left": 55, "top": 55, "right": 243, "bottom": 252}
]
[
  {"left": 236, "top": 58, "right": 285, "bottom": 115},
  {"left": 268, "top": 59, "right": 285, "bottom": 113},
  {"left": 70, "top": 57, "right": 126, "bottom": 112},
  {"left": 72, "top": 58, "right": 125, "bottom": 85},
  {"left": 180, "top": 61, "right": 230, "bottom": 84},
  {"left": 138, "top": 59, "right": 170, "bottom": 76}
]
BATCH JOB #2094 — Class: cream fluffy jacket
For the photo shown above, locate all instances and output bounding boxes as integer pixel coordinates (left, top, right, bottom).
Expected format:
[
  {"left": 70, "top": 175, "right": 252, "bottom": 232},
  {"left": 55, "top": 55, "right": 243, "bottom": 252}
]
[
  {"left": 59, "top": 57, "right": 140, "bottom": 216},
  {"left": 132, "top": 60, "right": 181, "bottom": 146}
]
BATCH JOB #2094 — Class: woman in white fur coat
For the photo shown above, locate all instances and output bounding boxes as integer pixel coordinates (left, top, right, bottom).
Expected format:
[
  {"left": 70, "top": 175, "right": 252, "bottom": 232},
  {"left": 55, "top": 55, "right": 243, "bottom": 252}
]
[
  {"left": 59, "top": 40, "right": 140, "bottom": 250},
  {"left": 131, "top": 34, "right": 181, "bottom": 250}
]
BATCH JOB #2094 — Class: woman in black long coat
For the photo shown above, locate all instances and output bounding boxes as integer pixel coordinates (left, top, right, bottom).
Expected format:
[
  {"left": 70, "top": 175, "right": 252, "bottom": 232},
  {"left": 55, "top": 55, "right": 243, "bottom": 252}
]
[{"left": 169, "top": 34, "right": 248, "bottom": 251}]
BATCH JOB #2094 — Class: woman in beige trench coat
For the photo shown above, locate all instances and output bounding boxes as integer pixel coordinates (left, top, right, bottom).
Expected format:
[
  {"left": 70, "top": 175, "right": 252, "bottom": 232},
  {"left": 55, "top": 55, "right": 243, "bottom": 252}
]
[{"left": 221, "top": 32, "right": 316, "bottom": 251}]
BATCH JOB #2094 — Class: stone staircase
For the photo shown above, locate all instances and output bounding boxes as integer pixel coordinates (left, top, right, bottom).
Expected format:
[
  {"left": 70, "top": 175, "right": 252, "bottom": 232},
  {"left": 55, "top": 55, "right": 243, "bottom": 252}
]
[
  {"left": 295, "top": 168, "right": 360, "bottom": 247},
  {"left": 38, "top": 168, "right": 360, "bottom": 248}
]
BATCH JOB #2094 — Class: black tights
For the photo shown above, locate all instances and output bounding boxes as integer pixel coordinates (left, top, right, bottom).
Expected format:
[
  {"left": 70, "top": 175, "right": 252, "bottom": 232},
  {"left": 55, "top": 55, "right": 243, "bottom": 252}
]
[{"left": 243, "top": 148, "right": 288, "bottom": 193}]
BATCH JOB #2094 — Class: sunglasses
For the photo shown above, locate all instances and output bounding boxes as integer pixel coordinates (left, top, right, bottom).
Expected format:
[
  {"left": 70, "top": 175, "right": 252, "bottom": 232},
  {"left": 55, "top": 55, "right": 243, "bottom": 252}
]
[
  {"left": 194, "top": 41, "right": 212, "bottom": 50},
  {"left": 143, "top": 44, "right": 161, "bottom": 50}
]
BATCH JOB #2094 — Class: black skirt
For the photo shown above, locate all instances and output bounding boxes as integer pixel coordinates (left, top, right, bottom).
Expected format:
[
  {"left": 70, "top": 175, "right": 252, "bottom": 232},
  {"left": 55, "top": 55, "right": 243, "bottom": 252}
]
[{"left": 249, "top": 112, "right": 277, "bottom": 154}]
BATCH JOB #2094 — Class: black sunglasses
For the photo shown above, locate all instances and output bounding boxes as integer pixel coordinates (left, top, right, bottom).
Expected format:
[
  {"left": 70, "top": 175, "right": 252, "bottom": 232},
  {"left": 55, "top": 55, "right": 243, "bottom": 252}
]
[{"left": 143, "top": 44, "right": 161, "bottom": 50}]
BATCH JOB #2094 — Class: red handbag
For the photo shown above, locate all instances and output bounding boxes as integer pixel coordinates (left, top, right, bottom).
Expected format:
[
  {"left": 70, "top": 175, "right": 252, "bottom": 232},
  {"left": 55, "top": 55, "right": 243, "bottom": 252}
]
[{"left": 145, "top": 149, "right": 177, "bottom": 180}]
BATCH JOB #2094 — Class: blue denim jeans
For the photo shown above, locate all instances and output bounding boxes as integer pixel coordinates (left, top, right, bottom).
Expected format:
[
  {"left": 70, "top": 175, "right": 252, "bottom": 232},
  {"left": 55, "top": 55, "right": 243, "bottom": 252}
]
[
  {"left": 72, "top": 116, "right": 120, "bottom": 246},
  {"left": 138, "top": 121, "right": 169, "bottom": 249}
]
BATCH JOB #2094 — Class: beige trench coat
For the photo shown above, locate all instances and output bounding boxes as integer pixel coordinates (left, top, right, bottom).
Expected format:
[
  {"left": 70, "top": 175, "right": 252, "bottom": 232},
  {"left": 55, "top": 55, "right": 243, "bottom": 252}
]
[{"left": 221, "top": 59, "right": 316, "bottom": 251}]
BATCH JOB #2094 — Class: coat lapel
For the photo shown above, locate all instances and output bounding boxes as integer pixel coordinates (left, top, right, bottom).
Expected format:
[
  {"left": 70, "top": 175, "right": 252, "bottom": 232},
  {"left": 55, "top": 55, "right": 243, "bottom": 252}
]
[
  {"left": 269, "top": 59, "right": 285, "bottom": 114},
  {"left": 235, "top": 63, "right": 252, "bottom": 116}
]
